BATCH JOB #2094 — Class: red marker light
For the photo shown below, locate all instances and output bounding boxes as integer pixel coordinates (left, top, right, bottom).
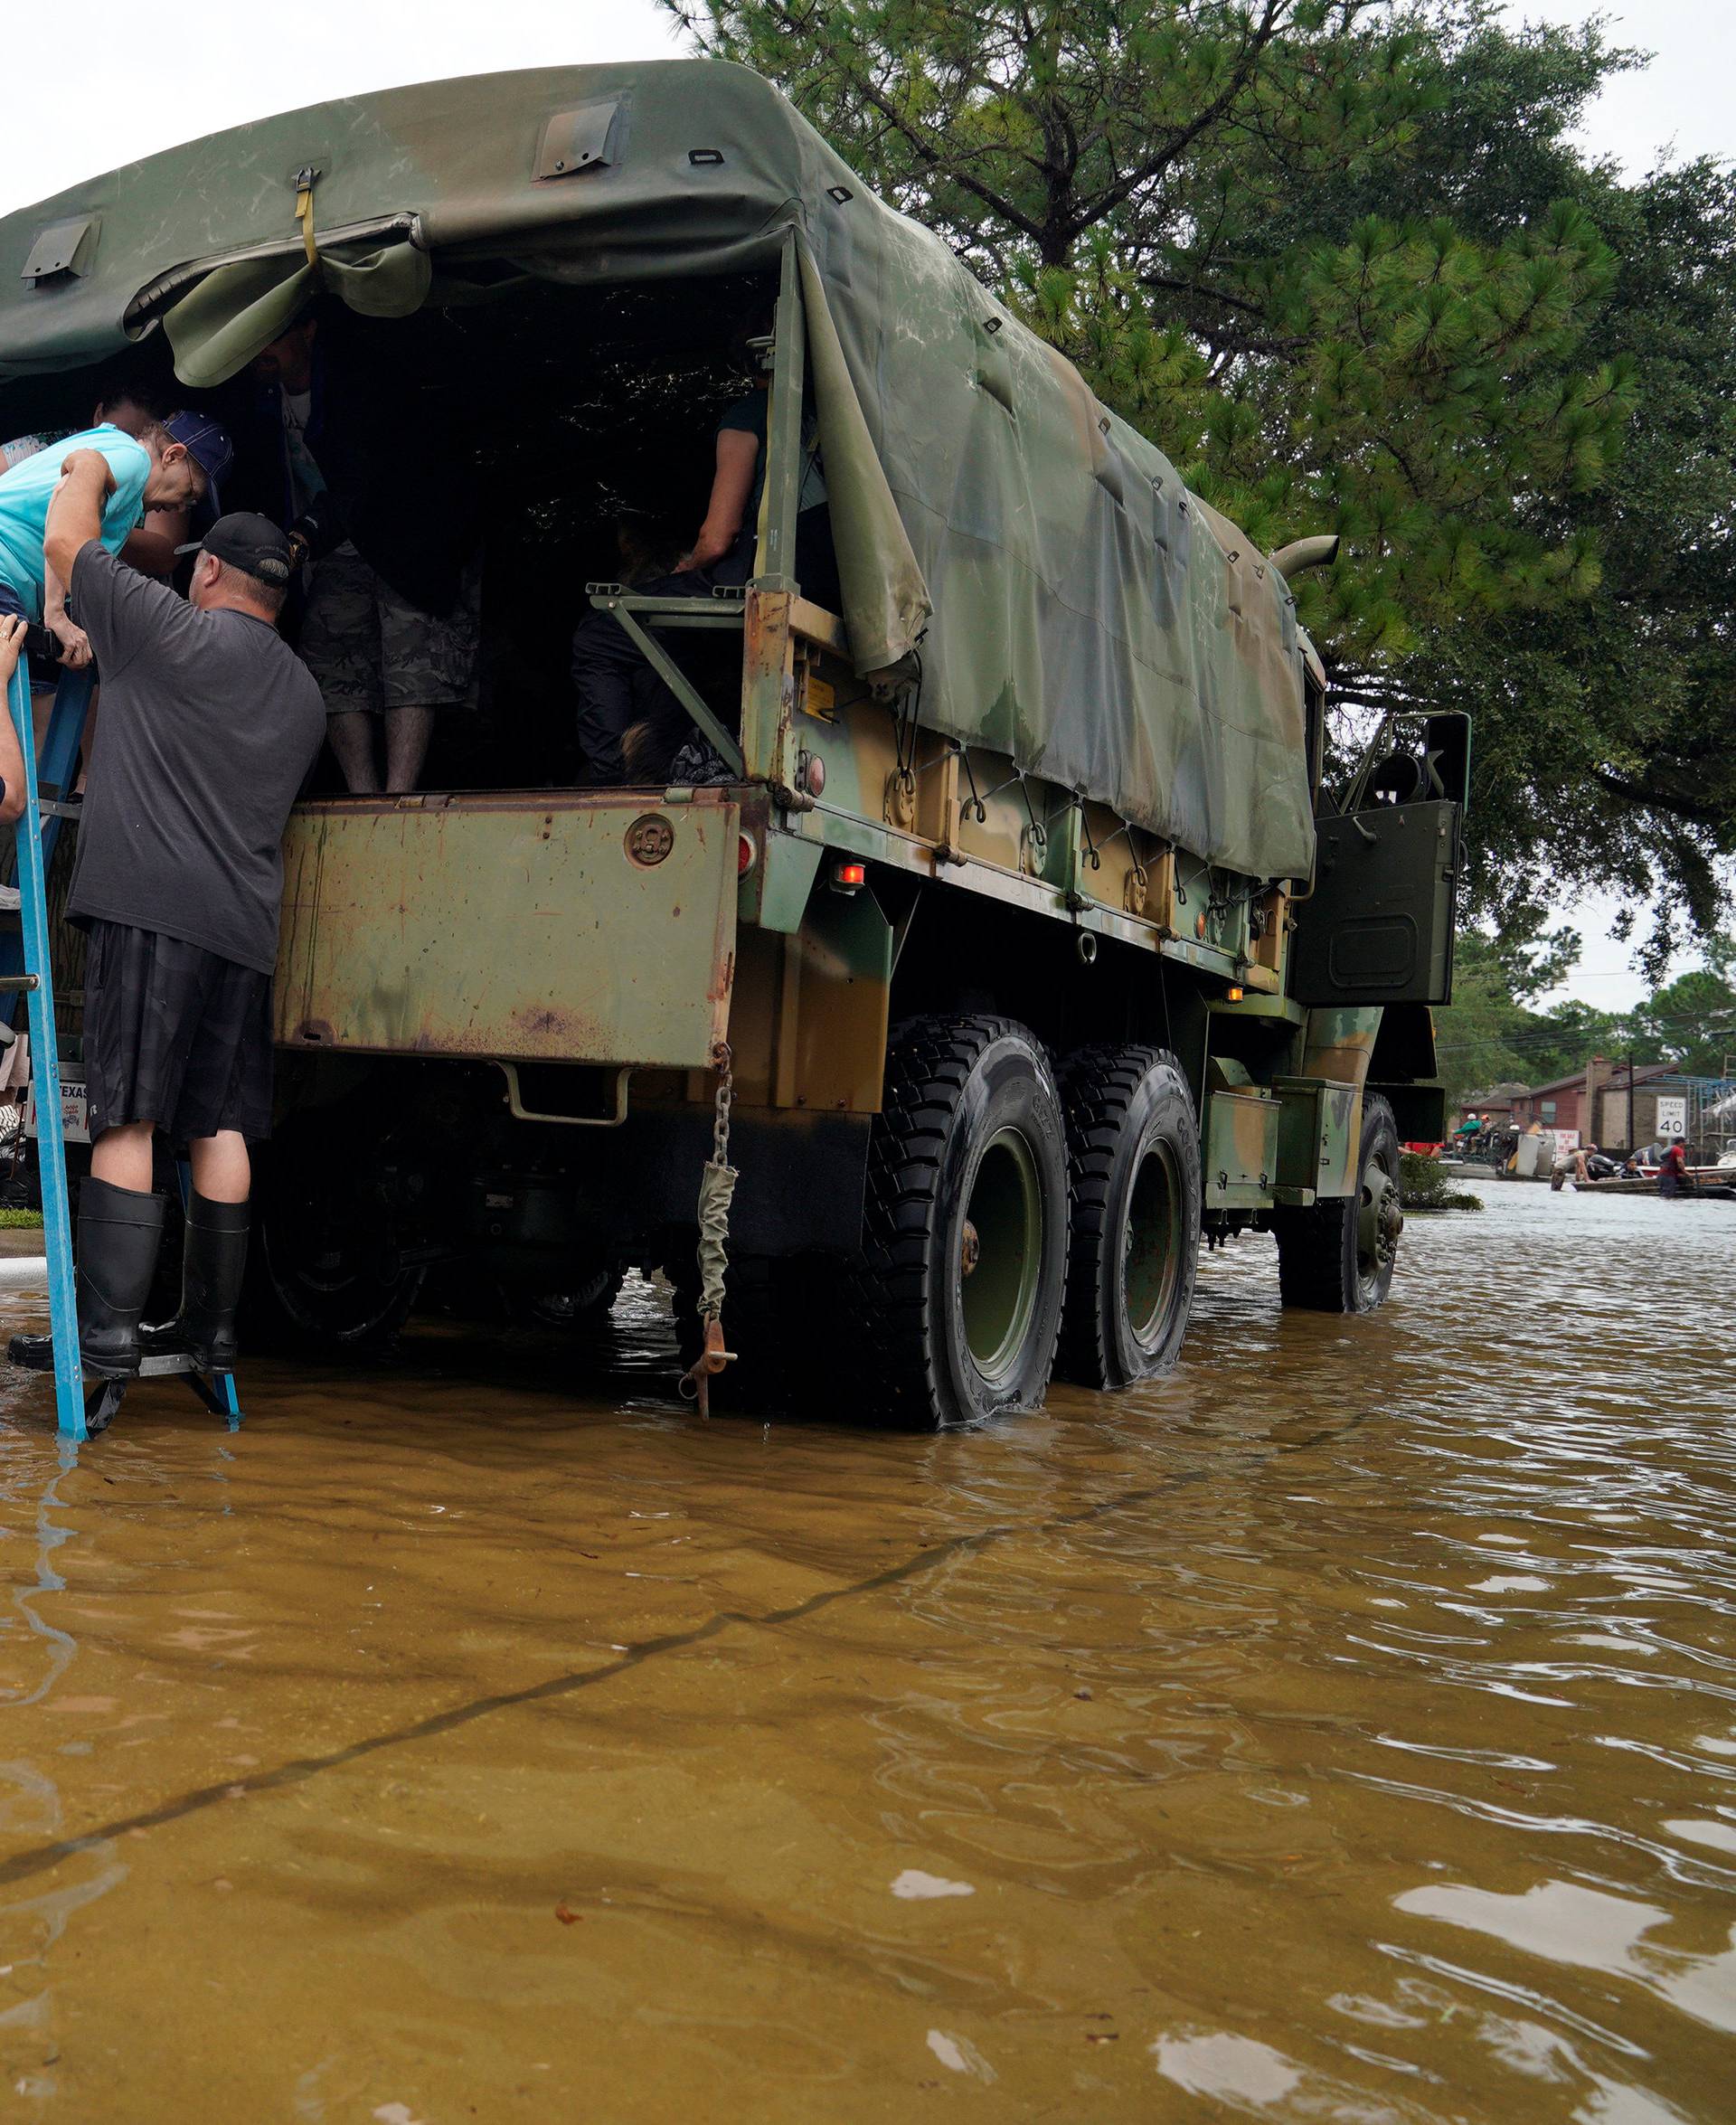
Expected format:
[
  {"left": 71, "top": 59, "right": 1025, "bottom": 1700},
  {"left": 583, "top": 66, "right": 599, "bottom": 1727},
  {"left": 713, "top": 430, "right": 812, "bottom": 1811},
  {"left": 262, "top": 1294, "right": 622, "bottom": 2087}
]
[
  {"left": 737, "top": 832, "right": 757, "bottom": 875},
  {"left": 834, "top": 861, "right": 866, "bottom": 890}
]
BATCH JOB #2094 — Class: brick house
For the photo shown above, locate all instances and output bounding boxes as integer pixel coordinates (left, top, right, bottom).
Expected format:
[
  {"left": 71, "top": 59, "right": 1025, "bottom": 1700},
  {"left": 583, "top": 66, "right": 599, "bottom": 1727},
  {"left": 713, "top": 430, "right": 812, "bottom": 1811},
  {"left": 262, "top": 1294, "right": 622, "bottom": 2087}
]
[{"left": 1509, "top": 1059, "right": 1679, "bottom": 1148}]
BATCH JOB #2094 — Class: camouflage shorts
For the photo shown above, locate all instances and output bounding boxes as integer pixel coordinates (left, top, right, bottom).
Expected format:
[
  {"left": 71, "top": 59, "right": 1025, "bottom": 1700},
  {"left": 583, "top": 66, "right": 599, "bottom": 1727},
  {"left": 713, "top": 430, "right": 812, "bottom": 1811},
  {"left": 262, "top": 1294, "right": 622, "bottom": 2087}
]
[{"left": 300, "top": 541, "right": 480, "bottom": 716}]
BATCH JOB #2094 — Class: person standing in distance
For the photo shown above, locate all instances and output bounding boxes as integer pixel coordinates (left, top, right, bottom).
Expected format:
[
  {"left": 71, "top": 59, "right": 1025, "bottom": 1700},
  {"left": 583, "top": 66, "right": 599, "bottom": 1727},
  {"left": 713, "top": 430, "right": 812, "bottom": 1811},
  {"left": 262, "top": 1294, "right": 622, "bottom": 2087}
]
[{"left": 13, "top": 458, "right": 325, "bottom": 1389}]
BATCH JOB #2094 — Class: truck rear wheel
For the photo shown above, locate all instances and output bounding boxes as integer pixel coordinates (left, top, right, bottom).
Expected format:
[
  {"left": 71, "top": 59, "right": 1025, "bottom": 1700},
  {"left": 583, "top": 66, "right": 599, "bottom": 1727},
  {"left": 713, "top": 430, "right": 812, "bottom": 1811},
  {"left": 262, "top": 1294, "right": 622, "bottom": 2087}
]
[
  {"left": 249, "top": 1126, "right": 424, "bottom": 1353},
  {"left": 1056, "top": 1046, "right": 1201, "bottom": 1388},
  {"left": 849, "top": 1015, "right": 1069, "bottom": 1428},
  {"left": 1273, "top": 1092, "right": 1402, "bottom": 1313}
]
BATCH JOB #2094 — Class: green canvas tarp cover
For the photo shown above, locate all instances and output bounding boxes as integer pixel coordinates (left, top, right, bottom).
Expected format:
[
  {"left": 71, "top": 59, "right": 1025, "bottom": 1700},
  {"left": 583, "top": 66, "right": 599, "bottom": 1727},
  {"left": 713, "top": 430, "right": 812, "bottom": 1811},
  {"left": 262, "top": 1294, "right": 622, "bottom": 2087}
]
[{"left": 0, "top": 59, "right": 1314, "bottom": 882}]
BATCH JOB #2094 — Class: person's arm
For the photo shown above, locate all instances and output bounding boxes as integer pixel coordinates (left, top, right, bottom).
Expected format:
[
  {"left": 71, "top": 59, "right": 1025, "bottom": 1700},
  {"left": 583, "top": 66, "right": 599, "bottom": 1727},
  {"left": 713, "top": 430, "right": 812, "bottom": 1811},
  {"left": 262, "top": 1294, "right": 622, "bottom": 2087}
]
[
  {"left": 285, "top": 496, "right": 347, "bottom": 571},
  {"left": 52, "top": 459, "right": 189, "bottom": 688},
  {"left": 121, "top": 501, "right": 187, "bottom": 580},
  {"left": 0, "top": 617, "right": 30, "bottom": 825},
  {"left": 680, "top": 428, "right": 760, "bottom": 571},
  {"left": 42, "top": 450, "right": 118, "bottom": 671},
  {"left": 43, "top": 449, "right": 115, "bottom": 586},
  {"left": 41, "top": 452, "right": 118, "bottom": 666},
  {"left": 42, "top": 562, "right": 91, "bottom": 670}
]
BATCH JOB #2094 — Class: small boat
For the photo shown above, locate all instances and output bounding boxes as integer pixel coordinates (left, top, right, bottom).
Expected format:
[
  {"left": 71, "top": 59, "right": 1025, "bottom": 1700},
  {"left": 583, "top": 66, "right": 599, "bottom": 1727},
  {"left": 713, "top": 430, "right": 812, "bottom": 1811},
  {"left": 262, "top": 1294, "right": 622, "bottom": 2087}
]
[{"left": 1575, "top": 1168, "right": 1736, "bottom": 1199}]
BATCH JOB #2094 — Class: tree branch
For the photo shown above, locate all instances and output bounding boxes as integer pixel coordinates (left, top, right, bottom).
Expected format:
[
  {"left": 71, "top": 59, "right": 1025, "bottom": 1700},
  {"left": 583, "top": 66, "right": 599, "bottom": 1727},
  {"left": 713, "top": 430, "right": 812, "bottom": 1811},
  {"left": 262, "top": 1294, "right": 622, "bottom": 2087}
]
[
  {"left": 1594, "top": 766, "right": 1735, "bottom": 830},
  {"left": 1079, "top": 0, "right": 1292, "bottom": 227}
]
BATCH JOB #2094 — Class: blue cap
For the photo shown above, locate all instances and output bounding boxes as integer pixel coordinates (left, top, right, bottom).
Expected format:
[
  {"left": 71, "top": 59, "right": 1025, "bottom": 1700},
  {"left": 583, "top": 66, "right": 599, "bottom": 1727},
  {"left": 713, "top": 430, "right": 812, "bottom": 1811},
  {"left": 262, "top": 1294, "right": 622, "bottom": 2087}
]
[{"left": 163, "top": 411, "right": 233, "bottom": 515}]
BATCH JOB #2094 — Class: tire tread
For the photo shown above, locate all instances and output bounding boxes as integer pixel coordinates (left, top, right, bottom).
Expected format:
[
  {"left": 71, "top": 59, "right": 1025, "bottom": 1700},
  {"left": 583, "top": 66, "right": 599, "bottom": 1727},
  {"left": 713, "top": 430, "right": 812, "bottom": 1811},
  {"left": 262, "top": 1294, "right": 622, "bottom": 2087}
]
[
  {"left": 842, "top": 1014, "right": 1058, "bottom": 1426},
  {"left": 1055, "top": 1044, "right": 1197, "bottom": 1385}
]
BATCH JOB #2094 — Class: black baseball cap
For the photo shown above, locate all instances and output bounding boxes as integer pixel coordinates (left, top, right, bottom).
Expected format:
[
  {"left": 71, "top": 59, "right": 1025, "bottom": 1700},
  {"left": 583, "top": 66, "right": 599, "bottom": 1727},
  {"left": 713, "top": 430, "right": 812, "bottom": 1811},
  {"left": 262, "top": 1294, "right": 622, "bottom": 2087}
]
[{"left": 175, "top": 513, "right": 295, "bottom": 587}]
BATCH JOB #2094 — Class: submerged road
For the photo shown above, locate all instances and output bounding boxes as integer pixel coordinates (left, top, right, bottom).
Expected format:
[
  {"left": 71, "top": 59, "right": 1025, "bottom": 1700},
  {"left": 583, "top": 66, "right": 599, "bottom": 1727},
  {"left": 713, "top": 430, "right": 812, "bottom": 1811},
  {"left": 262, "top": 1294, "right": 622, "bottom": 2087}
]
[{"left": 0, "top": 1183, "right": 1731, "bottom": 2120}]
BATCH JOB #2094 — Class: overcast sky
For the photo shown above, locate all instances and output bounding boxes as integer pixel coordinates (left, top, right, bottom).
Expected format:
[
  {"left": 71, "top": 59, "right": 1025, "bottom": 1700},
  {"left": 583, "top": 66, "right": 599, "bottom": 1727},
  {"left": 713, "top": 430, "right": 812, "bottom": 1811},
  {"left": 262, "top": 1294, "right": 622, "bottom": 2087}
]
[
  {"left": 4, "top": 2, "right": 1730, "bottom": 215},
  {"left": 3, "top": 2, "right": 1728, "bottom": 1008}
]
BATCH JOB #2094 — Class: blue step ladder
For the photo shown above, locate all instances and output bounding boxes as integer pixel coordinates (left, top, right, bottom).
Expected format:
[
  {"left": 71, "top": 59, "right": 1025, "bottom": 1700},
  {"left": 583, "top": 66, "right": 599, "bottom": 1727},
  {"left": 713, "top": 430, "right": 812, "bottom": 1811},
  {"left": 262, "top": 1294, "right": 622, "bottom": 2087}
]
[{"left": 3, "top": 654, "right": 242, "bottom": 1441}]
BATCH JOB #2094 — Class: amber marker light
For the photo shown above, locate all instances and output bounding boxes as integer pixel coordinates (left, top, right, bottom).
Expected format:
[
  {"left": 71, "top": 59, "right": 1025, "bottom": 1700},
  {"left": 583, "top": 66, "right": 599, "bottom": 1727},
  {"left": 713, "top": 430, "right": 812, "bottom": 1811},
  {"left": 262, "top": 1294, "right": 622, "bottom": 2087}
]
[{"left": 1225, "top": 985, "right": 1244, "bottom": 1002}]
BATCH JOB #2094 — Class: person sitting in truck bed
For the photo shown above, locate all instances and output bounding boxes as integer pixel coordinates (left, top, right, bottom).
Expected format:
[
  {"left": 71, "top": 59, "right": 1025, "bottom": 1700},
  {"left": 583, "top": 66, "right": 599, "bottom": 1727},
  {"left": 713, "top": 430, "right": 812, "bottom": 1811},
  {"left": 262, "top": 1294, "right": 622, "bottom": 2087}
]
[{"left": 571, "top": 335, "right": 836, "bottom": 786}]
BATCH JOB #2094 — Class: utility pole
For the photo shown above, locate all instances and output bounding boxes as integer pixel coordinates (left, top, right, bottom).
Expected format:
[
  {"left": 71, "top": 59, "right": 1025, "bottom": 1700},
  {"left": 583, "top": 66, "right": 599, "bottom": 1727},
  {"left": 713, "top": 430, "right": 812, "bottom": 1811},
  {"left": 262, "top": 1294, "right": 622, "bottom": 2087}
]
[{"left": 1628, "top": 1051, "right": 1637, "bottom": 1157}]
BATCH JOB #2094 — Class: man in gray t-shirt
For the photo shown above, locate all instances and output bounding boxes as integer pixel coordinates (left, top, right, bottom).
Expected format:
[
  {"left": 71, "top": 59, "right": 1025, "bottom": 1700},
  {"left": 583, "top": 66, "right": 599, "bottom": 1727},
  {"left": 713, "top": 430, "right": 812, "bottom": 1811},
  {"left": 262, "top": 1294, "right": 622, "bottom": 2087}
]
[{"left": 17, "top": 457, "right": 325, "bottom": 1386}]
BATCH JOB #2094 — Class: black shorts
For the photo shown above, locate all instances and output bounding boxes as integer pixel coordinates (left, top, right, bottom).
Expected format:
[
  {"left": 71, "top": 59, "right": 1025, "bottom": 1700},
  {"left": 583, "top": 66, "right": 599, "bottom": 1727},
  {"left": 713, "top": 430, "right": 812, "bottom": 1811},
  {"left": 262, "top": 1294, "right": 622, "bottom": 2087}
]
[
  {"left": 0, "top": 580, "right": 50, "bottom": 694},
  {"left": 82, "top": 921, "right": 275, "bottom": 1143}
]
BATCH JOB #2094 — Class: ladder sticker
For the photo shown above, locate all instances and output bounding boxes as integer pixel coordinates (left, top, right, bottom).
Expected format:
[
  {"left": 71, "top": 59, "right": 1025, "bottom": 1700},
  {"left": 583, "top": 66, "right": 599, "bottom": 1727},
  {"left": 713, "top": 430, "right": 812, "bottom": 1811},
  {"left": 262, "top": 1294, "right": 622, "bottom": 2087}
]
[{"left": 24, "top": 1077, "right": 90, "bottom": 1147}]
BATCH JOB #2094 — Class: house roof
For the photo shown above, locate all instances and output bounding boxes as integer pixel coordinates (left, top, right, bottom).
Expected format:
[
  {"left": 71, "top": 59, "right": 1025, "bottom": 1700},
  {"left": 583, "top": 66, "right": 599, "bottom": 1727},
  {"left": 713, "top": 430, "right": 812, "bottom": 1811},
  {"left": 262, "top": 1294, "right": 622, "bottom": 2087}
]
[{"left": 1519, "top": 1062, "right": 1675, "bottom": 1098}]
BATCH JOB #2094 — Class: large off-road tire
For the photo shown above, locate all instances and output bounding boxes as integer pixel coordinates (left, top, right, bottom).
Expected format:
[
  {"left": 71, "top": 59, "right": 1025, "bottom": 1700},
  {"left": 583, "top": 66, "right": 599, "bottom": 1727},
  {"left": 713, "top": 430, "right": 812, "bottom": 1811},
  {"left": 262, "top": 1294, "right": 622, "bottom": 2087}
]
[
  {"left": 247, "top": 1131, "right": 424, "bottom": 1354},
  {"left": 1056, "top": 1045, "right": 1201, "bottom": 1388},
  {"left": 844, "top": 1015, "right": 1070, "bottom": 1429},
  {"left": 524, "top": 1269, "right": 625, "bottom": 1328},
  {"left": 1273, "top": 1092, "right": 1403, "bottom": 1313}
]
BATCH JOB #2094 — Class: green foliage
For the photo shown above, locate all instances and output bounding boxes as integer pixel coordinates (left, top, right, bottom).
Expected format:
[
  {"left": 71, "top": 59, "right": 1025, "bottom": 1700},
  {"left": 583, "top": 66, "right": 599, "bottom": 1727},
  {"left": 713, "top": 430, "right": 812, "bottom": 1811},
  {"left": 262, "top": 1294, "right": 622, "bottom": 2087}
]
[
  {"left": 1626, "top": 962, "right": 1736, "bottom": 1080},
  {"left": 671, "top": 0, "right": 1632, "bottom": 660},
  {"left": 1349, "top": 160, "right": 1736, "bottom": 960},
  {"left": 665, "top": 0, "right": 1736, "bottom": 944},
  {"left": 1430, "top": 933, "right": 1578, "bottom": 1102},
  {"left": 1433, "top": 930, "right": 1736, "bottom": 1106},
  {"left": 1400, "top": 1151, "right": 1482, "bottom": 1211}
]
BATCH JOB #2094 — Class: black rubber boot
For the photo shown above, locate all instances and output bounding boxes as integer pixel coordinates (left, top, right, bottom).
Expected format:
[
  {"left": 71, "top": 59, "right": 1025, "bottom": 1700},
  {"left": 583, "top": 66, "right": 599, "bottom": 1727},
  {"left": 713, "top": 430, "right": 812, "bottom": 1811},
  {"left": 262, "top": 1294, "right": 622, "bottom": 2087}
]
[
  {"left": 141, "top": 1193, "right": 249, "bottom": 1372},
  {"left": 12, "top": 1179, "right": 167, "bottom": 1380}
]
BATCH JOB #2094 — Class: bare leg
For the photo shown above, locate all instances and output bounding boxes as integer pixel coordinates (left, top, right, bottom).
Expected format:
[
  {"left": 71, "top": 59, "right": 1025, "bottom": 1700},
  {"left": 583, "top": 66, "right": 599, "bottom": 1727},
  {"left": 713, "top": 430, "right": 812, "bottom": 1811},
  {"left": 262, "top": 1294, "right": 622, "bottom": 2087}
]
[
  {"left": 326, "top": 712, "right": 381, "bottom": 794},
  {"left": 90, "top": 1119, "right": 155, "bottom": 1193},
  {"left": 188, "top": 1130, "right": 250, "bottom": 1205},
  {"left": 383, "top": 704, "right": 435, "bottom": 794}
]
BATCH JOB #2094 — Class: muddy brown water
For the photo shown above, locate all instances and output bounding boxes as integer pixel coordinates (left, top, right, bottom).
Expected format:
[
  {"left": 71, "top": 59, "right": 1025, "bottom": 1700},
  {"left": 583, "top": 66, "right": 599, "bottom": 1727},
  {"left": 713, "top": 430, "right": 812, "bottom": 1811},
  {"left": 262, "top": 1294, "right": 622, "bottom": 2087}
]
[{"left": 0, "top": 1181, "right": 1732, "bottom": 2121}]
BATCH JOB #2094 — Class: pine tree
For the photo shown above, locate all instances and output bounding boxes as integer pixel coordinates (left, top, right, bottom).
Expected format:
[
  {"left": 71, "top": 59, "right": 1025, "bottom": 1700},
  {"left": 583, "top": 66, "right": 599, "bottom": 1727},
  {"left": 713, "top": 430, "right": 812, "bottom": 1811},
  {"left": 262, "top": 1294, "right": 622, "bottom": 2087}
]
[
  {"left": 665, "top": 1, "right": 1733, "bottom": 948},
  {"left": 665, "top": 0, "right": 1633, "bottom": 659}
]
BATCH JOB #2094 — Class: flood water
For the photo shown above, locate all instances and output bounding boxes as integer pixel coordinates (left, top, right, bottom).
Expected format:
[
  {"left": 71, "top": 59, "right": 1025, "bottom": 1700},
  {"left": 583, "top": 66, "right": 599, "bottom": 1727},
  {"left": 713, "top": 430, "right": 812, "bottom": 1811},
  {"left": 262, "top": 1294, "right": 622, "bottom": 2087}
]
[{"left": 0, "top": 1179, "right": 1733, "bottom": 2121}]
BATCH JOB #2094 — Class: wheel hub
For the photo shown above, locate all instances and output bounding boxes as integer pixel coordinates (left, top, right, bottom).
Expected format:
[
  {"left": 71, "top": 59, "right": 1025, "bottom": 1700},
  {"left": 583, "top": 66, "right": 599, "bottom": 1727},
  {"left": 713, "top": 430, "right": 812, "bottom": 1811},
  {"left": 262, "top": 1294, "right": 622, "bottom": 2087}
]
[
  {"left": 958, "top": 1129, "right": 1043, "bottom": 1381},
  {"left": 1123, "top": 1138, "right": 1182, "bottom": 1346},
  {"left": 1358, "top": 1171, "right": 1403, "bottom": 1271}
]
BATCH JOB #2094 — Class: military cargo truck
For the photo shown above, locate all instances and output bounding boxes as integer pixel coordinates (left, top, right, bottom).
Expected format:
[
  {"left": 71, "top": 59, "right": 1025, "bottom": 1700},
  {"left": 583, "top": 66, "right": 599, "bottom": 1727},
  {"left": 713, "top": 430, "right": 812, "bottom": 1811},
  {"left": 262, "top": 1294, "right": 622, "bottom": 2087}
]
[{"left": 0, "top": 61, "right": 1462, "bottom": 1427}]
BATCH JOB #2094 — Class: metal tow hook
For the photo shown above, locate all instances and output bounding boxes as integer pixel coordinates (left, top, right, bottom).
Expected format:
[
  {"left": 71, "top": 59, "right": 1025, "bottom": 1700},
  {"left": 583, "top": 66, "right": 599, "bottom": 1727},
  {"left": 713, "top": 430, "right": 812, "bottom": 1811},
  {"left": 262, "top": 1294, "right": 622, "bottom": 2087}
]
[{"left": 679, "top": 1317, "right": 737, "bottom": 1419}]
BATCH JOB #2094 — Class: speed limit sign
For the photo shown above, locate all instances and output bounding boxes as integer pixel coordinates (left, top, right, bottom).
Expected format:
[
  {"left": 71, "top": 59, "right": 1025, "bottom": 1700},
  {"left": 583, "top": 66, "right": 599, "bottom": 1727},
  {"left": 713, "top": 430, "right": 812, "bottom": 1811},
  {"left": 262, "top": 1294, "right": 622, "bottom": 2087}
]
[{"left": 1654, "top": 1095, "right": 1687, "bottom": 1139}]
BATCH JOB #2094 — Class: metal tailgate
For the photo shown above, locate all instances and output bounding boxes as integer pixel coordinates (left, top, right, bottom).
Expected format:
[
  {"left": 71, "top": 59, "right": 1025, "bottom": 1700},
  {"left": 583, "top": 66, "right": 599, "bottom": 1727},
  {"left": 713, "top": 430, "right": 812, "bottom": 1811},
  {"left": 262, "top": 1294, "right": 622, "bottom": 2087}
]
[{"left": 275, "top": 790, "right": 737, "bottom": 1067}]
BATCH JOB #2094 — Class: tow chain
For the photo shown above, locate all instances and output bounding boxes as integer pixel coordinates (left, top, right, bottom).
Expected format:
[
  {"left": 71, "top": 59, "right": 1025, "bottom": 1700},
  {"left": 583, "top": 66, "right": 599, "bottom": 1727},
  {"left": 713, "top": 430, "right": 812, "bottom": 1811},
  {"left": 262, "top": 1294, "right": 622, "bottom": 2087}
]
[
  {"left": 679, "top": 1040, "right": 738, "bottom": 1418},
  {"left": 711, "top": 1039, "right": 733, "bottom": 1170}
]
